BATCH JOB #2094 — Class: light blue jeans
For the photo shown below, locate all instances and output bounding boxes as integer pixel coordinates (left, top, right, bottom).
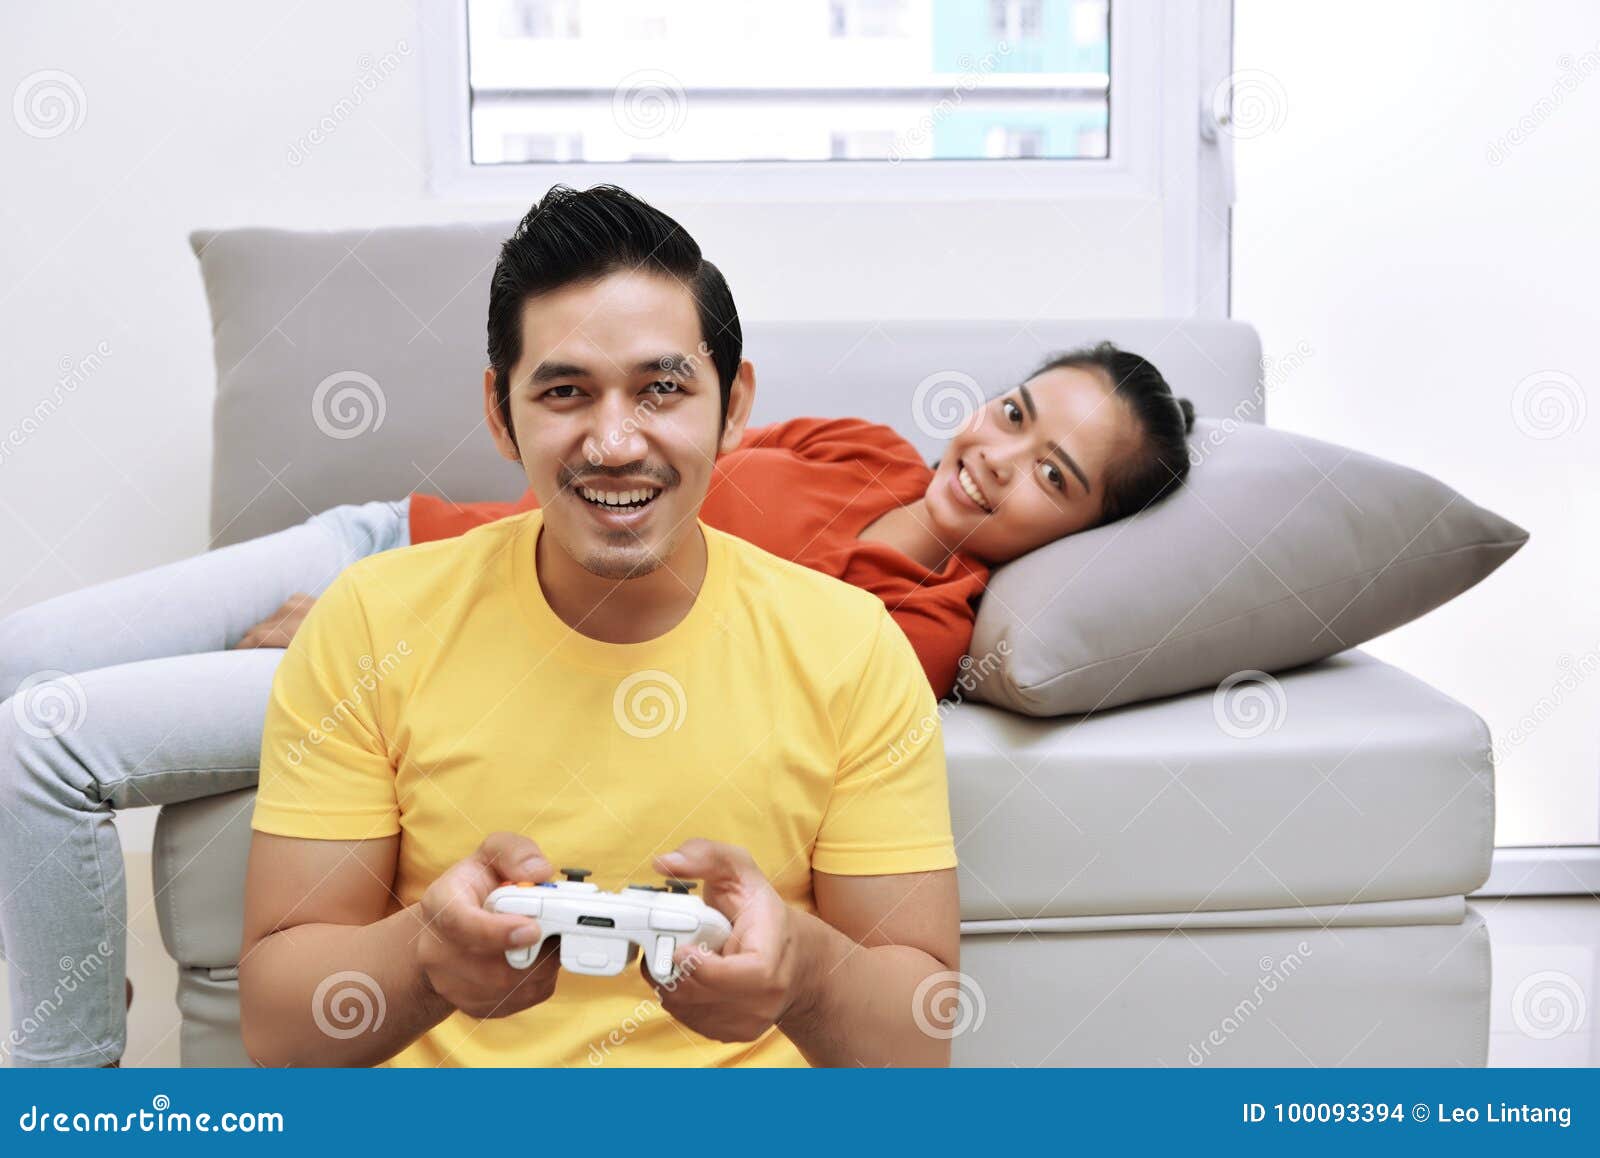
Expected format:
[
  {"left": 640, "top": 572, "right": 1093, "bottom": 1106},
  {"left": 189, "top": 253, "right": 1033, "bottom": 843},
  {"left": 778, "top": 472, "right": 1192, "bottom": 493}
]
[{"left": 0, "top": 498, "right": 411, "bottom": 1066}]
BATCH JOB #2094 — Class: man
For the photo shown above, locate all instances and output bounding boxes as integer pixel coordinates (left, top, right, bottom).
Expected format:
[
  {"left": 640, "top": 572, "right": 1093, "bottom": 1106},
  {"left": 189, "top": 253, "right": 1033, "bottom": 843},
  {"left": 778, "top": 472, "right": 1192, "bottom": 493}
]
[{"left": 238, "top": 184, "right": 961, "bottom": 1067}]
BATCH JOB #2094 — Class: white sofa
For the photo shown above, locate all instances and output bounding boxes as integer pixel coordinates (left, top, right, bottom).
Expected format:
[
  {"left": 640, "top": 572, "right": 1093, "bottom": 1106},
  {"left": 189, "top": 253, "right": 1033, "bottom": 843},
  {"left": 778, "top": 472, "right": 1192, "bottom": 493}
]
[{"left": 151, "top": 224, "right": 1494, "bottom": 1066}]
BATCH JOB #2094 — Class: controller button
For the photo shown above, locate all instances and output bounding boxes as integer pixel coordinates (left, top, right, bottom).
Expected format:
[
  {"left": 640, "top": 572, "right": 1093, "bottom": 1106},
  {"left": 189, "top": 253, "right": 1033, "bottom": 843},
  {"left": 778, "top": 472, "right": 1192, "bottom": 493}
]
[
  {"left": 652, "top": 936, "right": 677, "bottom": 977},
  {"left": 561, "top": 867, "right": 592, "bottom": 882},
  {"left": 664, "top": 878, "right": 696, "bottom": 895},
  {"left": 650, "top": 909, "right": 700, "bottom": 933},
  {"left": 577, "top": 950, "right": 609, "bottom": 970}
]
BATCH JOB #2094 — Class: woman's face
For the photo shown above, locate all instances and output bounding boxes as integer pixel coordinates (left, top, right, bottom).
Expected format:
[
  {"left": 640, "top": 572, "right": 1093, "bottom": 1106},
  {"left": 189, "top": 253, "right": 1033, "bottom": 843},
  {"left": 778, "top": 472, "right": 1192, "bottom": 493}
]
[{"left": 925, "top": 365, "right": 1141, "bottom": 565}]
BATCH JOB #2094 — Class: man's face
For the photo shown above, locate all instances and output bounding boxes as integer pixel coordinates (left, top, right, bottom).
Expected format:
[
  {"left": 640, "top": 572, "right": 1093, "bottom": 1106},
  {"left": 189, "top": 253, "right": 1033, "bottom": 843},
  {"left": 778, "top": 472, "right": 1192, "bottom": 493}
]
[{"left": 486, "top": 269, "right": 748, "bottom": 581}]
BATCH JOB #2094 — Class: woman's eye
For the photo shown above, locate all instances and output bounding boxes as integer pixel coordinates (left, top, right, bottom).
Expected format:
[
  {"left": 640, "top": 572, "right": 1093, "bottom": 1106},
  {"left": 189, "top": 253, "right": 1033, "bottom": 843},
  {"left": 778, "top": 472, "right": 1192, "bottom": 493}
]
[
  {"left": 1042, "top": 462, "right": 1066, "bottom": 492},
  {"left": 1002, "top": 399, "right": 1022, "bottom": 424}
]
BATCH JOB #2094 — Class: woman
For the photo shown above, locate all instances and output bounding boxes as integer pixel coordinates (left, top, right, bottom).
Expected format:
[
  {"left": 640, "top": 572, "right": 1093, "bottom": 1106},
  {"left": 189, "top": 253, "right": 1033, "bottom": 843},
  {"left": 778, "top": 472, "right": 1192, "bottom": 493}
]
[{"left": 0, "top": 341, "right": 1192, "bottom": 1067}]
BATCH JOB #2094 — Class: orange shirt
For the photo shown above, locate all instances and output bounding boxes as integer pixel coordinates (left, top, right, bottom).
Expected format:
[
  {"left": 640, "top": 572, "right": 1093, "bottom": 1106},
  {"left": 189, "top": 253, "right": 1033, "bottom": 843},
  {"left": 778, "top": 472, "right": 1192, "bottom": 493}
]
[{"left": 408, "top": 418, "right": 990, "bottom": 698}]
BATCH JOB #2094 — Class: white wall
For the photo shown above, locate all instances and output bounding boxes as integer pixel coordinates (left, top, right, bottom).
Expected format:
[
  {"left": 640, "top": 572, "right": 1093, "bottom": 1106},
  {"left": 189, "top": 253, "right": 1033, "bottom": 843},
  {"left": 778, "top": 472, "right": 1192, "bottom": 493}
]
[
  {"left": 0, "top": 0, "right": 1166, "bottom": 852},
  {"left": 1234, "top": 0, "right": 1600, "bottom": 845}
]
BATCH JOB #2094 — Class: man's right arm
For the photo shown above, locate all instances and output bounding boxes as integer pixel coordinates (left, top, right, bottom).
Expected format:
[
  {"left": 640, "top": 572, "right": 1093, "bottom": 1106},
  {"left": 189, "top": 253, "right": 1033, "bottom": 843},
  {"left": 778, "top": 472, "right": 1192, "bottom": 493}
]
[{"left": 239, "top": 831, "right": 559, "bottom": 1067}]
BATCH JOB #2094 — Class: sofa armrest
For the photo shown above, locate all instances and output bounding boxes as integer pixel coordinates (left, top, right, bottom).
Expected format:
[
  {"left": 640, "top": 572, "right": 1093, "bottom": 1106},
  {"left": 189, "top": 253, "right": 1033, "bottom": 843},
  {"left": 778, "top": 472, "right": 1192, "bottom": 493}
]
[{"left": 153, "top": 789, "right": 256, "bottom": 969}]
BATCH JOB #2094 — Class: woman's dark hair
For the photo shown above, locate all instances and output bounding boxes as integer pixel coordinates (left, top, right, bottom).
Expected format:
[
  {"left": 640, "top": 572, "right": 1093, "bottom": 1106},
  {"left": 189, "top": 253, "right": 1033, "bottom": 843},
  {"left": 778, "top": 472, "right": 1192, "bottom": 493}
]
[
  {"left": 1031, "top": 342, "right": 1195, "bottom": 524},
  {"left": 487, "top": 184, "right": 741, "bottom": 447}
]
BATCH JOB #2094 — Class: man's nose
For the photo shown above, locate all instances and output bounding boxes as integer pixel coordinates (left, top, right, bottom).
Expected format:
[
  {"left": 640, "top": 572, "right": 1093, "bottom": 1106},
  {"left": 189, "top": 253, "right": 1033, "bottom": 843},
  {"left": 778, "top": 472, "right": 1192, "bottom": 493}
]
[{"left": 584, "top": 391, "right": 650, "bottom": 466}]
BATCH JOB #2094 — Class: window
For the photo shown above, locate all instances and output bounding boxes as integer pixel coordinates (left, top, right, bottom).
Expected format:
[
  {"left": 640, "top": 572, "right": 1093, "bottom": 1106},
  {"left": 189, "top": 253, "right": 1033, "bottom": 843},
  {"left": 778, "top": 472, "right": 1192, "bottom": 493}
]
[
  {"left": 425, "top": 0, "right": 1236, "bottom": 318},
  {"left": 459, "top": 0, "right": 1111, "bottom": 166}
]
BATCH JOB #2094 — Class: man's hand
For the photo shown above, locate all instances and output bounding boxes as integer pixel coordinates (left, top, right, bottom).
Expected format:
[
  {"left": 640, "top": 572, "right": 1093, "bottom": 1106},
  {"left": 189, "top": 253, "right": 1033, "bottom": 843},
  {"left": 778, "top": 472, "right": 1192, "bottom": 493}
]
[
  {"left": 415, "top": 832, "right": 562, "bottom": 1020},
  {"left": 639, "top": 838, "right": 809, "bottom": 1043},
  {"left": 232, "top": 592, "right": 317, "bottom": 649}
]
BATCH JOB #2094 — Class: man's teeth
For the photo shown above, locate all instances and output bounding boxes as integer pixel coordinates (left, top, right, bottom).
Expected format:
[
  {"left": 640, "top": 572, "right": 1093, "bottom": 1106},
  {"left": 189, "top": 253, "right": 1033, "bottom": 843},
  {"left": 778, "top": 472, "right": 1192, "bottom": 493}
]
[
  {"left": 579, "top": 485, "right": 661, "bottom": 507},
  {"left": 957, "top": 465, "right": 991, "bottom": 512}
]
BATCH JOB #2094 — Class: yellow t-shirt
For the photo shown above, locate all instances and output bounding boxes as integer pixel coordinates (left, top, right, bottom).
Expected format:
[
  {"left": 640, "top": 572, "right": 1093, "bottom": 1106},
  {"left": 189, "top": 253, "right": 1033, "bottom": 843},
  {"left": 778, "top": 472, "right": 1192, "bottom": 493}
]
[{"left": 252, "top": 509, "right": 956, "bottom": 1067}]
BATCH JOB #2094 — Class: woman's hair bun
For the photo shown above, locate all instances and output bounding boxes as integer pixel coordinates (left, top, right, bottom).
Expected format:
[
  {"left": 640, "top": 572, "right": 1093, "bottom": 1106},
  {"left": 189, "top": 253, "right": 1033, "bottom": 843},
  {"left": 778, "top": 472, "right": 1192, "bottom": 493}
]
[{"left": 1177, "top": 396, "right": 1195, "bottom": 435}]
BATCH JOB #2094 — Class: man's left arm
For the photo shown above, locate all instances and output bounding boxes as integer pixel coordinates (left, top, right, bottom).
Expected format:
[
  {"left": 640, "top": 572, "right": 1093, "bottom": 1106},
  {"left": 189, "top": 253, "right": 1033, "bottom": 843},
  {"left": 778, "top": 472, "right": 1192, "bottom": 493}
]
[
  {"left": 643, "top": 842, "right": 961, "bottom": 1066},
  {"left": 644, "top": 604, "right": 963, "bottom": 1065},
  {"left": 779, "top": 866, "right": 961, "bottom": 1066}
]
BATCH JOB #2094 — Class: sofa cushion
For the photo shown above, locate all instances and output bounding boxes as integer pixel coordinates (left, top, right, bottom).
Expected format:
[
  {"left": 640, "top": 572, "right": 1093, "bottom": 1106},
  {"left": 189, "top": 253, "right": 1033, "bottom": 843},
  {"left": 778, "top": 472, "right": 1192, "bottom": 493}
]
[
  {"left": 967, "top": 418, "right": 1527, "bottom": 716},
  {"left": 151, "top": 652, "right": 1491, "bottom": 967},
  {"left": 948, "top": 650, "right": 1493, "bottom": 921}
]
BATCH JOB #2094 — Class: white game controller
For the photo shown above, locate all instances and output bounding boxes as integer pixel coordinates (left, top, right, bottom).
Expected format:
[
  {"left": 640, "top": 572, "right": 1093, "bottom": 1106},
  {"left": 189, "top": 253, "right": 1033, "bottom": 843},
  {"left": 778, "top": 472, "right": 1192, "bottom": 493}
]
[{"left": 485, "top": 868, "right": 732, "bottom": 983}]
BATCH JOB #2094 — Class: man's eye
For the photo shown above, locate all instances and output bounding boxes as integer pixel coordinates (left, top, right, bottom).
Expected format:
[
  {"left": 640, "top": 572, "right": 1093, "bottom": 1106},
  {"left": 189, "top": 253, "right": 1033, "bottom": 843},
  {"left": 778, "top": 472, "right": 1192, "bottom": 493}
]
[
  {"left": 645, "top": 380, "right": 682, "bottom": 395},
  {"left": 544, "top": 384, "right": 581, "bottom": 399}
]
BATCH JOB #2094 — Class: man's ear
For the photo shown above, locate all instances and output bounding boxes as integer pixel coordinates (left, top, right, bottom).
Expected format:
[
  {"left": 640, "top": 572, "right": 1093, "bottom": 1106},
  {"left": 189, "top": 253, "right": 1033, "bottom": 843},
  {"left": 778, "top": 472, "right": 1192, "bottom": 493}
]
[
  {"left": 483, "top": 366, "right": 520, "bottom": 463},
  {"left": 717, "top": 359, "right": 757, "bottom": 455}
]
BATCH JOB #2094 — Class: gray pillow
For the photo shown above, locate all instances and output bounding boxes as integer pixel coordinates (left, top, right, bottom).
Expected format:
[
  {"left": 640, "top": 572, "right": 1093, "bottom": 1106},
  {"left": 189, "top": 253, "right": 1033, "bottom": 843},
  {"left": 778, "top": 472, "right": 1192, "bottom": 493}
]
[{"left": 967, "top": 419, "right": 1528, "bottom": 716}]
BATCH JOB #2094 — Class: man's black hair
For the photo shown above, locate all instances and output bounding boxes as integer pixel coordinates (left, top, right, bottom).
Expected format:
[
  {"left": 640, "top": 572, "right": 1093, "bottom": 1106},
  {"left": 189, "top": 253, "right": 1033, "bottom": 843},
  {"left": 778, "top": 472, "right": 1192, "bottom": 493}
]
[{"left": 487, "top": 184, "right": 741, "bottom": 447}]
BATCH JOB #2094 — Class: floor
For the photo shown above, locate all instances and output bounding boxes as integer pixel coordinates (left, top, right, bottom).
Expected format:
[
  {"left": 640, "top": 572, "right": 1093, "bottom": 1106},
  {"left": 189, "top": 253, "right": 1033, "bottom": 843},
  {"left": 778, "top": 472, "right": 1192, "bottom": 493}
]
[{"left": 1, "top": 854, "right": 1595, "bottom": 1067}]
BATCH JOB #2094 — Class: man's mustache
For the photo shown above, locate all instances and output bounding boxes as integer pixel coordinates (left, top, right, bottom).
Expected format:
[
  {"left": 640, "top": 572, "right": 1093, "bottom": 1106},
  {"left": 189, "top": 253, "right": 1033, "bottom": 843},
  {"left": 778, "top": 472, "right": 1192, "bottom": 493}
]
[{"left": 559, "top": 463, "right": 678, "bottom": 488}]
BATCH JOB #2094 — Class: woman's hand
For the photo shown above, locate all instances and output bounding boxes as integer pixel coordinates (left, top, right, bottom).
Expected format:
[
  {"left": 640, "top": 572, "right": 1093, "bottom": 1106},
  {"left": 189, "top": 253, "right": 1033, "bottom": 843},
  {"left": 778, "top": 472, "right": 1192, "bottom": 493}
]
[{"left": 232, "top": 592, "right": 317, "bottom": 649}]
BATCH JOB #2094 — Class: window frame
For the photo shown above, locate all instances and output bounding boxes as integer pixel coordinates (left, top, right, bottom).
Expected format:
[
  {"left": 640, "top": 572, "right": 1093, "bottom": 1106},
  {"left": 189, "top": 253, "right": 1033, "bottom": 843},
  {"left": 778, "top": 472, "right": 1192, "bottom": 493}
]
[{"left": 421, "top": 0, "right": 1232, "bottom": 315}]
